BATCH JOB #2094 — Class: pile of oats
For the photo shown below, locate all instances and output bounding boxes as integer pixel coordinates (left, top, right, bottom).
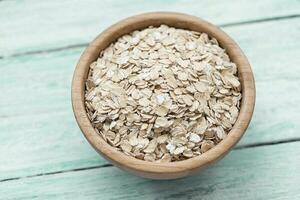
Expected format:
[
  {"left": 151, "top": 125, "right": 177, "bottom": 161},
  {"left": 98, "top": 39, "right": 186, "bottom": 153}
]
[{"left": 85, "top": 25, "right": 241, "bottom": 162}]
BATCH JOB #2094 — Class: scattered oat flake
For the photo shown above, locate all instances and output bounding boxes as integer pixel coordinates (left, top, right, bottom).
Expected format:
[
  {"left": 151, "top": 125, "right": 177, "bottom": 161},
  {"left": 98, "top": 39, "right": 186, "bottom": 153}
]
[
  {"left": 157, "top": 134, "right": 168, "bottom": 144},
  {"left": 166, "top": 143, "right": 176, "bottom": 154},
  {"left": 158, "top": 154, "right": 172, "bottom": 163},
  {"left": 144, "top": 153, "right": 156, "bottom": 162},
  {"left": 189, "top": 133, "right": 202, "bottom": 143},
  {"left": 173, "top": 146, "right": 184, "bottom": 155},
  {"left": 182, "top": 95, "right": 194, "bottom": 106},
  {"left": 201, "top": 140, "right": 215, "bottom": 153},
  {"left": 143, "top": 139, "right": 158, "bottom": 153},
  {"left": 178, "top": 72, "right": 188, "bottom": 81},
  {"left": 155, "top": 106, "right": 169, "bottom": 117},
  {"left": 155, "top": 117, "right": 170, "bottom": 128},
  {"left": 156, "top": 94, "right": 165, "bottom": 105},
  {"left": 139, "top": 98, "right": 151, "bottom": 107},
  {"left": 120, "top": 141, "right": 132, "bottom": 153}
]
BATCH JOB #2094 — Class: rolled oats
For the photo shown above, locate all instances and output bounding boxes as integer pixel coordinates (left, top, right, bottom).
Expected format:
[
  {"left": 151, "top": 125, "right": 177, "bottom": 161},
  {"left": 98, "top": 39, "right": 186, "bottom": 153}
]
[{"left": 85, "top": 25, "right": 241, "bottom": 162}]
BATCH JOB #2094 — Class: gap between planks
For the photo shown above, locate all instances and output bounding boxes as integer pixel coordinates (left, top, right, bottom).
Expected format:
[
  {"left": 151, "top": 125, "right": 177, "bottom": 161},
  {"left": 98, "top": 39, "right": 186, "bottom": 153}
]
[
  {"left": 1, "top": 139, "right": 299, "bottom": 183},
  {"left": 1, "top": 14, "right": 299, "bottom": 59}
]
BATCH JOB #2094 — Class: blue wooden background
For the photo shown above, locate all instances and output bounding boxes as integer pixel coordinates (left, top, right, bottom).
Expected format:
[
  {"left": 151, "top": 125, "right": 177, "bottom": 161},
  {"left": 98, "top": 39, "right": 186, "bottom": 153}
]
[{"left": 0, "top": 0, "right": 300, "bottom": 199}]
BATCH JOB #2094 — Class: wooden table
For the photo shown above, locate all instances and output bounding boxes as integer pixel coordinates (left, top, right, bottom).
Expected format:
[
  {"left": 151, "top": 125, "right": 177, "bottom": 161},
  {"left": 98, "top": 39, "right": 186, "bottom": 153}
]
[{"left": 1, "top": 0, "right": 300, "bottom": 199}]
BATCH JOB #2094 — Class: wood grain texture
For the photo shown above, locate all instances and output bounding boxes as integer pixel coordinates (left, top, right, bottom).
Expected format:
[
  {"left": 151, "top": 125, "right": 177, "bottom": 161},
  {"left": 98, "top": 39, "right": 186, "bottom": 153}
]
[
  {"left": 1, "top": 17, "right": 300, "bottom": 180},
  {"left": 1, "top": 142, "right": 299, "bottom": 200},
  {"left": 1, "top": 0, "right": 300, "bottom": 57},
  {"left": 0, "top": 49, "right": 104, "bottom": 180},
  {"left": 72, "top": 12, "right": 255, "bottom": 179}
]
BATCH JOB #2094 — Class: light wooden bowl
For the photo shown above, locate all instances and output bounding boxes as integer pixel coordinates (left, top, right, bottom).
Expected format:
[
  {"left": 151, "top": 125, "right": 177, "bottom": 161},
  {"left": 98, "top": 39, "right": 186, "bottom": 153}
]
[{"left": 72, "top": 12, "right": 255, "bottom": 179}]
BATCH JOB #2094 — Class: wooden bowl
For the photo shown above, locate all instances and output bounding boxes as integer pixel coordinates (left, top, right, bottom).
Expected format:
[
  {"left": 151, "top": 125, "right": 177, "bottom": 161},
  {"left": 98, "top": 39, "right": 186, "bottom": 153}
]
[{"left": 71, "top": 12, "right": 255, "bottom": 179}]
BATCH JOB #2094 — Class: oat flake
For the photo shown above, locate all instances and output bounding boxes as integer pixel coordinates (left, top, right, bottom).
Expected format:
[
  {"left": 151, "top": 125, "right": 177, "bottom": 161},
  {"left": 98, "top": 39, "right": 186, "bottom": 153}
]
[{"left": 85, "top": 25, "right": 241, "bottom": 162}]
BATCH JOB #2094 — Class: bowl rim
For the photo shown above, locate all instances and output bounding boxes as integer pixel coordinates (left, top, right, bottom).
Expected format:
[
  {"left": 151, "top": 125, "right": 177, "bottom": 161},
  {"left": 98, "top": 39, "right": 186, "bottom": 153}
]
[{"left": 71, "top": 12, "right": 255, "bottom": 178}]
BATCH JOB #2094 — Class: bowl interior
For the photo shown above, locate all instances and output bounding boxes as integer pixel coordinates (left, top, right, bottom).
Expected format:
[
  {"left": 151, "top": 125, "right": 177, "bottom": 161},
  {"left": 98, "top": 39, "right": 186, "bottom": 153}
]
[{"left": 71, "top": 12, "right": 255, "bottom": 179}]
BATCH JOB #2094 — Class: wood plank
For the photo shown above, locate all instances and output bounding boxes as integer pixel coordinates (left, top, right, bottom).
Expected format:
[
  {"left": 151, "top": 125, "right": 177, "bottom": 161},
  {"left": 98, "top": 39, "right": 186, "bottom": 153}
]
[
  {"left": 1, "top": 142, "right": 299, "bottom": 200},
  {"left": 0, "top": 49, "right": 105, "bottom": 180},
  {"left": 1, "top": 0, "right": 300, "bottom": 56},
  {"left": 1, "top": 18, "right": 300, "bottom": 180},
  {"left": 0, "top": 48, "right": 83, "bottom": 115},
  {"left": 0, "top": 111, "right": 103, "bottom": 180}
]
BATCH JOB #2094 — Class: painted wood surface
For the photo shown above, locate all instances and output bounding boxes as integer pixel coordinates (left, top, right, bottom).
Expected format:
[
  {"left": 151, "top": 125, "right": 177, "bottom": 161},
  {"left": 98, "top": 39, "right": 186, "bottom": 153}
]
[
  {"left": 1, "top": 0, "right": 300, "bottom": 198},
  {"left": 1, "top": 0, "right": 300, "bottom": 57},
  {"left": 1, "top": 17, "right": 300, "bottom": 181},
  {"left": 1, "top": 142, "right": 299, "bottom": 200}
]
